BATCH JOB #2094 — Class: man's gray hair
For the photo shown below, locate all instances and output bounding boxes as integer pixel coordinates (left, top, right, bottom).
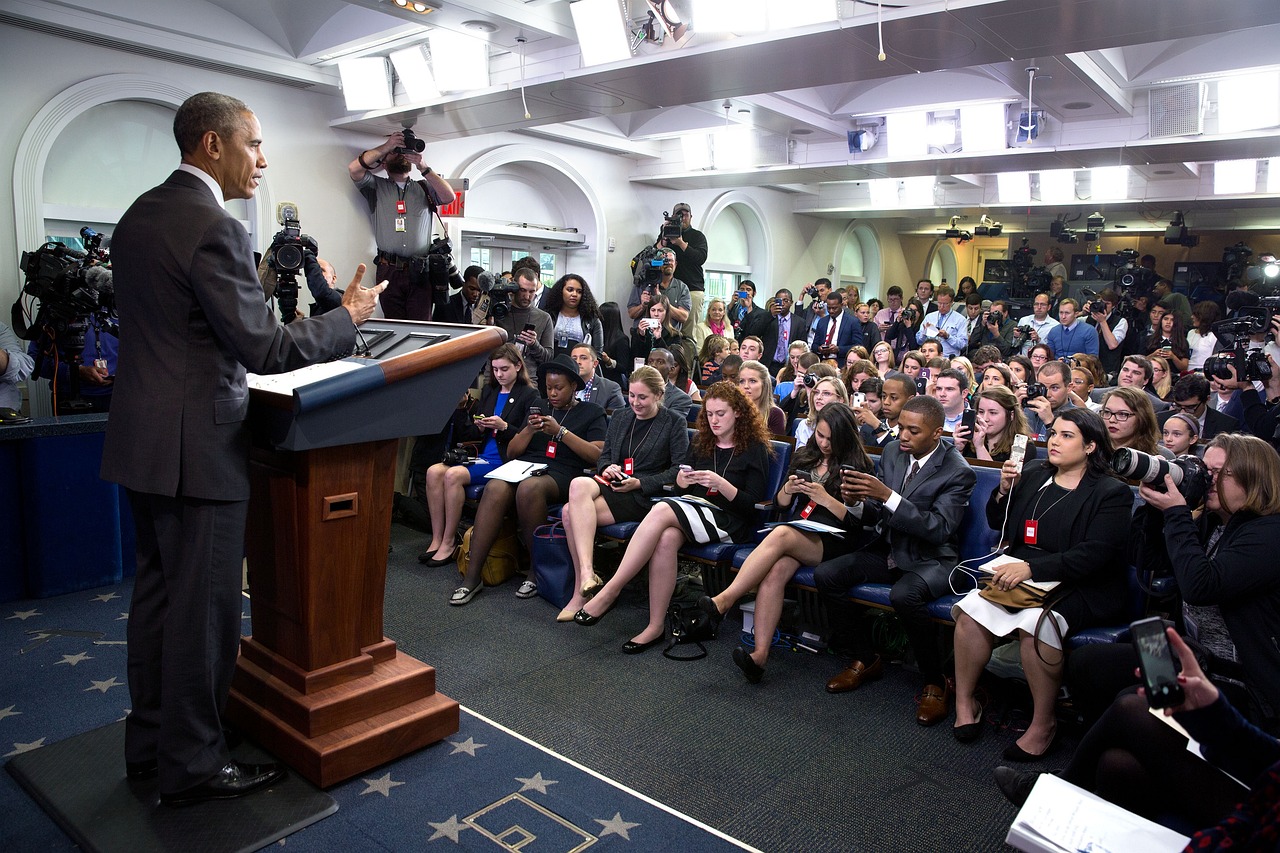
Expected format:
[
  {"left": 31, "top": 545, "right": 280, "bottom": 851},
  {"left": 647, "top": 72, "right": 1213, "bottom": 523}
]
[{"left": 174, "top": 92, "right": 250, "bottom": 156}]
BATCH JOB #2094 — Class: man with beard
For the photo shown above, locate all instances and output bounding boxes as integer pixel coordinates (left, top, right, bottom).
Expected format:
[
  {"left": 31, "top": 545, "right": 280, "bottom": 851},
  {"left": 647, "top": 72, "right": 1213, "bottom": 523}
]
[
  {"left": 627, "top": 248, "right": 691, "bottom": 331},
  {"left": 349, "top": 131, "right": 456, "bottom": 320}
]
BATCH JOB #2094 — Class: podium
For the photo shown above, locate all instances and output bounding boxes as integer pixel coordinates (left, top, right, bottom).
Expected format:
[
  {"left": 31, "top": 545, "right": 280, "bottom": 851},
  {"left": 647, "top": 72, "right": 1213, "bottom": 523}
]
[{"left": 226, "top": 319, "right": 505, "bottom": 787}]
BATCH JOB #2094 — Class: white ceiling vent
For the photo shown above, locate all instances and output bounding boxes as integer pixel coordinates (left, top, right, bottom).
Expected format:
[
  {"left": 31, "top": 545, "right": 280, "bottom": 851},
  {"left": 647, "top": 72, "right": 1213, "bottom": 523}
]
[{"left": 1149, "top": 83, "right": 1207, "bottom": 138}]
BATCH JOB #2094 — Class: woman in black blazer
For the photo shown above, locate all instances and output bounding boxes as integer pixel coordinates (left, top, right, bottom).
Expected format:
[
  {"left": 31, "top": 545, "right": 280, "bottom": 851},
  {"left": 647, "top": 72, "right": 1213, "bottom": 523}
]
[
  {"left": 951, "top": 407, "right": 1132, "bottom": 760},
  {"left": 421, "top": 343, "right": 538, "bottom": 566}
]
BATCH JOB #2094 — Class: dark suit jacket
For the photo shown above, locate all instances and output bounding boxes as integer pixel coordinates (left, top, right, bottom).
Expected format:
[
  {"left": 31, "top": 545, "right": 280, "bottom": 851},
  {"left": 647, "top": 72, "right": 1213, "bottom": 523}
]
[
  {"left": 102, "top": 170, "right": 355, "bottom": 501},
  {"left": 438, "top": 292, "right": 479, "bottom": 325},
  {"left": 1158, "top": 406, "right": 1238, "bottom": 444},
  {"left": 747, "top": 310, "right": 807, "bottom": 368},
  {"left": 585, "top": 374, "right": 625, "bottom": 411},
  {"left": 847, "top": 440, "right": 976, "bottom": 598},
  {"left": 812, "top": 312, "right": 863, "bottom": 361}
]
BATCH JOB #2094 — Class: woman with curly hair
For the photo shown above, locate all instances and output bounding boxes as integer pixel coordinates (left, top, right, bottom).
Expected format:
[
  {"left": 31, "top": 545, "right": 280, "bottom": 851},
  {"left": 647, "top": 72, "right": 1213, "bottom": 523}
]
[
  {"left": 1100, "top": 385, "right": 1167, "bottom": 457},
  {"left": 841, "top": 359, "right": 878, "bottom": 395},
  {"left": 699, "top": 402, "right": 874, "bottom": 682},
  {"left": 544, "top": 273, "right": 604, "bottom": 357},
  {"left": 573, "top": 381, "right": 772, "bottom": 653}
]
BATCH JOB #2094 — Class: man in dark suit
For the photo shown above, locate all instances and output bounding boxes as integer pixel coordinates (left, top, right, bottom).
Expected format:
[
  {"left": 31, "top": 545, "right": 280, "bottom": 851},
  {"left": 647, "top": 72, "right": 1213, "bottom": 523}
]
[
  {"left": 746, "top": 288, "right": 808, "bottom": 376},
  {"left": 816, "top": 395, "right": 976, "bottom": 726},
  {"left": 571, "top": 342, "right": 625, "bottom": 410},
  {"left": 811, "top": 292, "right": 862, "bottom": 363},
  {"left": 437, "top": 266, "right": 483, "bottom": 324},
  {"left": 101, "top": 92, "right": 384, "bottom": 806},
  {"left": 646, "top": 348, "right": 692, "bottom": 419},
  {"left": 1158, "top": 372, "right": 1238, "bottom": 444}
]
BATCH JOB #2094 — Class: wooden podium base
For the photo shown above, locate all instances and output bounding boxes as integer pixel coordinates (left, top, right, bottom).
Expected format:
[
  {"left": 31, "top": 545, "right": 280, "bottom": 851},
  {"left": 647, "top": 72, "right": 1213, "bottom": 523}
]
[{"left": 227, "top": 637, "right": 459, "bottom": 788}]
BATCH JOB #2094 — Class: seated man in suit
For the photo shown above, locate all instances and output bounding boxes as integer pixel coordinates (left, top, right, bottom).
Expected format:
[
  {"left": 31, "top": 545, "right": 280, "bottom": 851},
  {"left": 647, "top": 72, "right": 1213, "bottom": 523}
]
[
  {"left": 571, "top": 342, "right": 625, "bottom": 411},
  {"left": 646, "top": 347, "right": 693, "bottom": 419},
  {"left": 812, "top": 292, "right": 862, "bottom": 364},
  {"left": 438, "top": 265, "right": 483, "bottom": 325},
  {"left": 854, "top": 371, "right": 917, "bottom": 448},
  {"left": 1158, "top": 372, "right": 1237, "bottom": 444},
  {"left": 816, "top": 395, "right": 976, "bottom": 726}
]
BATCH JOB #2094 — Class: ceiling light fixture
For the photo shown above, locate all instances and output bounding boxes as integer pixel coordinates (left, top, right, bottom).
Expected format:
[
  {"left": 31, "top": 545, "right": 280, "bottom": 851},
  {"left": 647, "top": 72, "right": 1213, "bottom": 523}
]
[
  {"left": 338, "top": 56, "right": 394, "bottom": 111},
  {"left": 974, "top": 214, "right": 1002, "bottom": 237},
  {"left": 570, "top": 0, "right": 633, "bottom": 67},
  {"left": 997, "top": 172, "right": 1031, "bottom": 205},
  {"left": 392, "top": 0, "right": 436, "bottom": 16},
  {"left": 429, "top": 30, "right": 490, "bottom": 92},
  {"left": 1214, "top": 159, "right": 1258, "bottom": 195}
]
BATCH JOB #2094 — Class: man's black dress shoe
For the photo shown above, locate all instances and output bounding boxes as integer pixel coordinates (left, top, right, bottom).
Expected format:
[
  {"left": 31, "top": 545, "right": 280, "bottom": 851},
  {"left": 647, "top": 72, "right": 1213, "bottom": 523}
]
[
  {"left": 160, "top": 761, "right": 285, "bottom": 807},
  {"left": 126, "top": 759, "right": 158, "bottom": 780},
  {"left": 993, "top": 766, "right": 1040, "bottom": 807},
  {"left": 732, "top": 646, "right": 764, "bottom": 684},
  {"left": 621, "top": 636, "right": 663, "bottom": 655}
]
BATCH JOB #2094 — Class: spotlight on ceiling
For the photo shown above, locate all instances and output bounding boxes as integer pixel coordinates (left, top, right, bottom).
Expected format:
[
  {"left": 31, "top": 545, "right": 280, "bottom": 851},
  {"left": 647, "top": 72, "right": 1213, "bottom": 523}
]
[
  {"left": 847, "top": 129, "right": 877, "bottom": 154},
  {"left": 1164, "top": 210, "right": 1198, "bottom": 246},
  {"left": 974, "top": 214, "right": 1002, "bottom": 237},
  {"left": 943, "top": 215, "right": 971, "bottom": 242},
  {"left": 1086, "top": 211, "right": 1106, "bottom": 230},
  {"left": 392, "top": 0, "right": 437, "bottom": 15},
  {"left": 1057, "top": 229, "right": 1079, "bottom": 244}
]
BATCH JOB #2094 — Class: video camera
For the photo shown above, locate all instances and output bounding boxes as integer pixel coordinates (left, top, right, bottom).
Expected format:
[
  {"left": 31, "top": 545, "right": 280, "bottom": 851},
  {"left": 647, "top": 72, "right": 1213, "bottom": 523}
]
[
  {"left": 660, "top": 210, "right": 682, "bottom": 243},
  {"left": 1113, "top": 248, "right": 1156, "bottom": 297},
  {"left": 1204, "top": 313, "right": 1278, "bottom": 382},
  {"left": 1009, "top": 239, "right": 1051, "bottom": 298},
  {"left": 13, "top": 228, "right": 119, "bottom": 410},
  {"left": 395, "top": 128, "right": 426, "bottom": 155},
  {"left": 265, "top": 203, "right": 317, "bottom": 323},
  {"left": 631, "top": 244, "right": 665, "bottom": 288},
  {"left": 479, "top": 281, "right": 521, "bottom": 322},
  {"left": 415, "top": 235, "right": 463, "bottom": 314}
]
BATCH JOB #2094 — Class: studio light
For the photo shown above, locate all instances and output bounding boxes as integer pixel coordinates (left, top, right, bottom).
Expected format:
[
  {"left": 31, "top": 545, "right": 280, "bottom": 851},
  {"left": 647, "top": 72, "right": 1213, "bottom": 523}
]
[
  {"left": 960, "top": 103, "right": 1007, "bottom": 152},
  {"left": 429, "top": 30, "right": 490, "bottom": 92},
  {"left": 392, "top": 0, "right": 437, "bottom": 14},
  {"left": 1214, "top": 159, "right": 1257, "bottom": 195},
  {"left": 847, "top": 129, "right": 877, "bottom": 153},
  {"left": 570, "top": 0, "right": 632, "bottom": 67},
  {"left": 997, "top": 172, "right": 1030, "bottom": 205},
  {"left": 1038, "top": 170, "right": 1076, "bottom": 204},
  {"left": 338, "top": 57, "right": 393, "bottom": 111},
  {"left": 1086, "top": 211, "right": 1106, "bottom": 230},
  {"left": 974, "top": 214, "right": 1002, "bottom": 237},
  {"left": 886, "top": 112, "right": 928, "bottom": 159},
  {"left": 390, "top": 45, "right": 440, "bottom": 102},
  {"left": 1164, "top": 210, "right": 1199, "bottom": 247}
]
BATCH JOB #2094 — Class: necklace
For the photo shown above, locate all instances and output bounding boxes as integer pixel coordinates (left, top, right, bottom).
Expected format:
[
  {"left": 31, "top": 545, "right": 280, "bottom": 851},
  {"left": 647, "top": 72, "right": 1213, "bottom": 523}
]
[
  {"left": 712, "top": 445, "right": 735, "bottom": 479},
  {"left": 1029, "top": 477, "right": 1075, "bottom": 522},
  {"left": 626, "top": 413, "right": 656, "bottom": 459}
]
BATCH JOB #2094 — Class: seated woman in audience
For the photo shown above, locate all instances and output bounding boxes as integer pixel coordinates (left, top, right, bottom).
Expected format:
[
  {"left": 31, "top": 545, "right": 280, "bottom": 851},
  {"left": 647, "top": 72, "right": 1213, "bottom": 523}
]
[
  {"left": 739, "top": 359, "right": 786, "bottom": 435},
  {"left": 1028, "top": 342, "right": 1054, "bottom": 371},
  {"left": 629, "top": 295, "right": 686, "bottom": 364},
  {"left": 573, "top": 382, "right": 772, "bottom": 653},
  {"left": 699, "top": 403, "right": 874, "bottom": 682},
  {"left": 598, "top": 301, "right": 630, "bottom": 386},
  {"left": 956, "top": 276, "right": 978, "bottom": 301},
  {"left": 545, "top": 273, "right": 604, "bottom": 357},
  {"left": 953, "top": 385, "right": 1037, "bottom": 464},
  {"left": 1007, "top": 354, "right": 1035, "bottom": 387},
  {"left": 421, "top": 344, "right": 538, "bottom": 566},
  {"left": 1160, "top": 411, "right": 1199, "bottom": 456},
  {"left": 951, "top": 408, "right": 1130, "bottom": 758},
  {"left": 1149, "top": 354, "right": 1174, "bottom": 401},
  {"left": 779, "top": 357, "right": 833, "bottom": 419},
  {"left": 841, "top": 359, "right": 878, "bottom": 395},
  {"left": 795, "top": 376, "right": 849, "bottom": 446},
  {"left": 1146, "top": 310, "right": 1190, "bottom": 374},
  {"left": 694, "top": 297, "right": 729, "bottom": 348},
  {"left": 776, "top": 341, "right": 810, "bottom": 386},
  {"left": 870, "top": 340, "right": 896, "bottom": 375},
  {"left": 899, "top": 349, "right": 926, "bottom": 380},
  {"left": 950, "top": 355, "right": 977, "bottom": 394},
  {"left": 1187, "top": 300, "right": 1220, "bottom": 371},
  {"left": 995, "top": 630, "right": 1280, "bottom": 852},
  {"left": 557, "top": 366, "right": 689, "bottom": 620},
  {"left": 697, "top": 334, "right": 731, "bottom": 385},
  {"left": 980, "top": 362, "right": 1014, "bottom": 391},
  {"left": 1100, "top": 386, "right": 1168, "bottom": 457},
  {"left": 450, "top": 355, "right": 607, "bottom": 605}
]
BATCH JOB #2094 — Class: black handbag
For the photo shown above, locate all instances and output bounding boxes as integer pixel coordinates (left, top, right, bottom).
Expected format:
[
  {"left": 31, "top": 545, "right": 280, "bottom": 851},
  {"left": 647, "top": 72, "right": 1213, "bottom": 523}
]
[{"left": 663, "top": 603, "right": 718, "bottom": 661}]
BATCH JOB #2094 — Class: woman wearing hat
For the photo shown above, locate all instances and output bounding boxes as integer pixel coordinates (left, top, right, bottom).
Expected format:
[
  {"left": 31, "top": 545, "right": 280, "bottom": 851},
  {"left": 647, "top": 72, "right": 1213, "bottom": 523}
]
[{"left": 451, "top": 354, "right": 607, "bottom": 605}]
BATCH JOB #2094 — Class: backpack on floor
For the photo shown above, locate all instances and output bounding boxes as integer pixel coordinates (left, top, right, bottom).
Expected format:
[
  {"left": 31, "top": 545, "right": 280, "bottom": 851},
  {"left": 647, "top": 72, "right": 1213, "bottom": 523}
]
[{"left": 457, "top": 519, "right": 518, "bottom": 587}]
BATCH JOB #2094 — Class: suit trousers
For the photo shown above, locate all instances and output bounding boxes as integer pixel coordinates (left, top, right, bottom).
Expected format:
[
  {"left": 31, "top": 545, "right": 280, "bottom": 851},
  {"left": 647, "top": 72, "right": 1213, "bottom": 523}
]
[
  {"left": 124, "top": 489, "right": 249, "bottom": 794},
  {"left": 814, "top": 546, "right": 945, "bottom": 686}
]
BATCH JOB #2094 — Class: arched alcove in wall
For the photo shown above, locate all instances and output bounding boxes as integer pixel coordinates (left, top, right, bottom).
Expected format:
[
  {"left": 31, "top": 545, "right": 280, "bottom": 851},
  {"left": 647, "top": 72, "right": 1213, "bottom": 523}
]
[
  {"left": 702, "top": 192, "right": 771, "bottom": 299},
  {"left": 833, "top": 221, "right": 883, "bottom": 298},
  {"left": 927, "top": 240, "right": 958, "bottom": 289},
  {"left": 453, "top": 145, "right": 606, "bottom": 289}
]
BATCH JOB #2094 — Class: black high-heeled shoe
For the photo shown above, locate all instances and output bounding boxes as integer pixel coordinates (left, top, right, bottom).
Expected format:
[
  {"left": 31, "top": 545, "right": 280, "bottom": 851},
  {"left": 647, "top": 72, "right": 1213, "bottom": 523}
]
[
  {"left": 953, "top": 705, "right": 984, "bottom": 743},
  {"left": 573, "top": 608, "right": 604, "bottom": 626},
  {"left": 422, "top": 546, "right": 459, "bottom": 568}
]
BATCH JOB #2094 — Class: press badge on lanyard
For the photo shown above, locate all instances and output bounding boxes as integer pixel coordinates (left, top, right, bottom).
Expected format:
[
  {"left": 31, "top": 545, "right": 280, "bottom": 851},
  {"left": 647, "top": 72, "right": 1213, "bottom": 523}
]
[
  {"left": 1023, "top": 519, "right": 1039, "bottom": 545},
  {"left": 623, "top": 458, "right": 635, "bottom": 476},
  {"left": 800, "top": 500, "right": 818, "bottom": 519},
  {"left": 545, "top": 441, "right": 557, "bottom": 459}
]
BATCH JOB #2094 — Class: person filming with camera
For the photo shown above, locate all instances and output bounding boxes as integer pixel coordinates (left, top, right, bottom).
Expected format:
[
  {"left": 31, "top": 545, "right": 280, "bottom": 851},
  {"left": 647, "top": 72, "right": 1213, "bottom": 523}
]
[
  {"left": 348, "top": 130, "right": 456, "bottom": 321},
  {"left": 654, "top": 203, "right": 707, "bottom": 338}
]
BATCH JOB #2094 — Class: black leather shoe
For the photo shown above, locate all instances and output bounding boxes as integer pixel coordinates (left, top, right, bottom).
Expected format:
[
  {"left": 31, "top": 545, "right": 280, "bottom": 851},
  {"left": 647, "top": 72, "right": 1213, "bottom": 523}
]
[
  {"left": 573, "top": 608, "right": 603, "bottom": 626},
  {"left": 732, "top": 646, "right": 764, "bottom": 684},
  {"left": 953, "top": 704, "right": 985, "bottom": 743},
  {"left": 697, "top": 595, "right": 725, "bottom": 632},
  {"left": 994, "top": 766, "right": 1040, "bottom": 807},
  {"left": 621, "top": 636, "right": 663, "bottom": 655},
  {"left": 1002, "top": 732, "right": 1057, "bottom": 763},
  {"left": 125, "top": 759, "right": 158, "bottom": 780},
  {"left": 160, "top": 761, "right": 285, "bottom": 807}
]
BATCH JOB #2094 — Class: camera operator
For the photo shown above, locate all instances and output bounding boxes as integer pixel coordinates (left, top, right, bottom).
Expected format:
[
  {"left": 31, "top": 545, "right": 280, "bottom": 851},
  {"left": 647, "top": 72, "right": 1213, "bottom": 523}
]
[
  {"left": 0, "top": 320, "right": 34, "bottom": 415},
  {"left": 26, "top": 316, "right": 118, "bottom": 412},
  {"left": 802, "top": 278, "right": 832, "bottom": 347},
  {"left": 966, "top": 298, "right": 1016, "bottom": 358},
  {"left": 654, "top": 202, "right": 707, "bottom": 338},
  {"left": 348, "top": 131, "right": 456, "bottom": 321},
  {"left": 626, "top": 248, "right": 690, "bottom": 332},
  {"left": 303, "top": 253, "right": 344, "bottom": 316},
  {"left": 1023, "top": 360, "right": 1077, "bottom": 440},
  {"left": 1084, "top": 288, "right": 1128, "bottom": 380},
  {"left": 495, "top": 267, "right": 554, "bottom": 374},
  {"left": 1014, "top": 292, "right": 1059, "bottom": 356}
]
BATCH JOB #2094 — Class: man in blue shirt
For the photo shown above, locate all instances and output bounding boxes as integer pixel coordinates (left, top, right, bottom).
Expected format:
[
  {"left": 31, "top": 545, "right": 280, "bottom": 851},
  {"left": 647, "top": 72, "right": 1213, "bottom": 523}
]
[
  {"left": 916, "top": 285, "right": 968, "bottom": 357},
  {"left": 1044, "top": 298, "right": 1100, "bottom": 358}
]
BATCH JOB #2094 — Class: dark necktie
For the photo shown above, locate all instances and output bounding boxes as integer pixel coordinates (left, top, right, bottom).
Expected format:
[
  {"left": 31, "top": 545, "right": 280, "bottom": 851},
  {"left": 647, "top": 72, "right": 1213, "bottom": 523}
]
[{"left": 902, "top": 460, "right": 921, "bottom": 492}]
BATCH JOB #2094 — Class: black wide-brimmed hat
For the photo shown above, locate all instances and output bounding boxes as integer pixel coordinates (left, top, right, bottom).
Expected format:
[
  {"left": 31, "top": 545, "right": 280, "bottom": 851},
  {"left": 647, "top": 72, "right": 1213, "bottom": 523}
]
[{"left": 537, "top": 353, "right": 586, "bottom": 391}]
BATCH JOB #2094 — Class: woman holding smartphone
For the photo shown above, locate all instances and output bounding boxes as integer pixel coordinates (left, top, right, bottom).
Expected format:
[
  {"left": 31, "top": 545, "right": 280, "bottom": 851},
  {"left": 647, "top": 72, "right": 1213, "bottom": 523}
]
[
  {"left": 699, "top": 403, "right": 874, "bottom": 683},
  {"left": 451, "top": 355, "right": 607, "bottom": 606},
  {"left": 573, "top": 382, "right": 771, "bottom": 653},
  {"left": 557, "top": 366, "right": 689, "bottom": 621},
  {"left": 951, "top": 408, "right": 1131, "bottom": 758},
  {"left": 795, "top": 376, "right": 849, "bottom": 446},
  {"left": 421, "top": 344, "right": 538, "bottom": 566},
  {"left": 629, "top": 296, "right": 687, "bottom": 364},
  {"left": 953, "top": 386, "right": 1037, "bottom": 464}
]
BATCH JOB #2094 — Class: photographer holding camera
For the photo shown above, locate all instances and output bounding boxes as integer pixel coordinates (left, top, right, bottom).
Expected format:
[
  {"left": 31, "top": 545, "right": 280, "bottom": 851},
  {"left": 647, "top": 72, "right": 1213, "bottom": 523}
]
[
  {"left": 1084, "top": 289, "right": 1128, "bottom": 379},
  {"left": 966, "top": 298, "right": 1016, "bottom": 358},
  {"left": 348, "top": 130, "right": 456, "bottom": 320},
  {"left": 654, "top": 203, "right": 707, "bottom": 338},
  {"left": 626, "top": 248, "right": 691, "bottom": 332}
]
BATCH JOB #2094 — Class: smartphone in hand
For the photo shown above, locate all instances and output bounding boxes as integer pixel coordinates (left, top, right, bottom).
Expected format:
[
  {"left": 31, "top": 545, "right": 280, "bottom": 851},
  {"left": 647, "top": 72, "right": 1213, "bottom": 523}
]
[{"left": 1131, "top": 617, "right": 1185, "bottom": 709}]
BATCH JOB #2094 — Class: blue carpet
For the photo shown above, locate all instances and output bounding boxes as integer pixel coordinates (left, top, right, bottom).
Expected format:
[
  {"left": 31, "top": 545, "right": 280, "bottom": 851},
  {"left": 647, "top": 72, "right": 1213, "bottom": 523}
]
[{"left": 1, "top": 581, "right": 754, "bottom": 852}]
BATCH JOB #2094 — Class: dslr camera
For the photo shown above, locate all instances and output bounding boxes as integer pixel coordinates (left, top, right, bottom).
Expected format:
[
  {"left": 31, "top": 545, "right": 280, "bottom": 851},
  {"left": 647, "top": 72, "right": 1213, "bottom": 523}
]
[
  {"left": 900, "top": 307, "right": 918, "bottom": 324},
  {"left": 1113, "top": 448, "right": 1211, "bottom": 507},
  {"left": 395, "top": 128, "right": 426, "bottom": 154},
  {"left": 801, "top": 372, "right": 820, "bottom": 389},
  {"left": 1023, "top": 381, "right": 1048, "bottom": 402},
  {"left": 441, "top": 445, "right": 473, "bottom": 466},
  {"left": 985, "top": 308, "right": 1004, "bottom": 325},
  {"left": 1085, "top": 299, "right": 1107, "bottom": 315},
  {"left": 266, "top": 203, "right": 317, "bottom": 323}
]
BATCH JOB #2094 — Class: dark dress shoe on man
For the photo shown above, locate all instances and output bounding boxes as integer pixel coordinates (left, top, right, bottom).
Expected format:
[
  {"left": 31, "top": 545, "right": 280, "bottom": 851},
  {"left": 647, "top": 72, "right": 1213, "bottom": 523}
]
[
  {"left": 160, "top": 761, "right": 286, "bottom": 807},
  {"left": 621, "top": 636, "right": 664, "bottom": 655},
  {"left": 125, "top": 759, "right": 158, "bottom": 780},
  {"left": 915, "top": 681, "right": 951, "bottom": 726},
  {"left": 825, "top": 656, "right": 884, "bottom": 694},
  {"left": 732, "top": 646, "right": 764, "bottom": 684},
  {"left": 994, "top": 766, "right": 1040, "bottom": 807}
]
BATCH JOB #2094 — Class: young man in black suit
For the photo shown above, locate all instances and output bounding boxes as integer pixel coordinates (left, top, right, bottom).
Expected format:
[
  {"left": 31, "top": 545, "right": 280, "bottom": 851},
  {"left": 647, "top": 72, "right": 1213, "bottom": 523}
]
[
  {"left": 102, "top": 92, "right": 384, "bottom": 806},
  {"left": 816, "top": 395, "right": 976, "bottom": 726},
  {"left": 1159, "top": 372, "right": 1238, "bottom": 444}
]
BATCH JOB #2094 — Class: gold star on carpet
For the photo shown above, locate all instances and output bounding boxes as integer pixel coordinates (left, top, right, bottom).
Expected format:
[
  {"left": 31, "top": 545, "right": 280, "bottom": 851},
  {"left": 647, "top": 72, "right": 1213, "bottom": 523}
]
[
  {"left": 5, "top": 738, "right": 45, "bottom": 757},
  {"left": 91, "top": 593, "right": 119, "bottom": 603},
  {"left": 86, "top": 677, "right": 123, "bottom": 694},
  {"left": 447, "top": 737, "right": 487, "bottom": 756},
  {"left": 359, "top": 773, "right": 404, "bottom": 797},
  {"left": 427, "top": 814, "right": 468, "bottom": 842},
  {"left": 55, "top": 652, "right": 94, "bottom": 667},
  {"left": 6, "top": 609, "right": 40, "bottom": 621},
  {"left": 0, "top": 705, "right": 20, "bottom": 722},
  {"left": 516, "top": 771, "right": 558, "bottom": 794},
  {"left": 595, "top": 812, "right": 640, "bottom": 841}
]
